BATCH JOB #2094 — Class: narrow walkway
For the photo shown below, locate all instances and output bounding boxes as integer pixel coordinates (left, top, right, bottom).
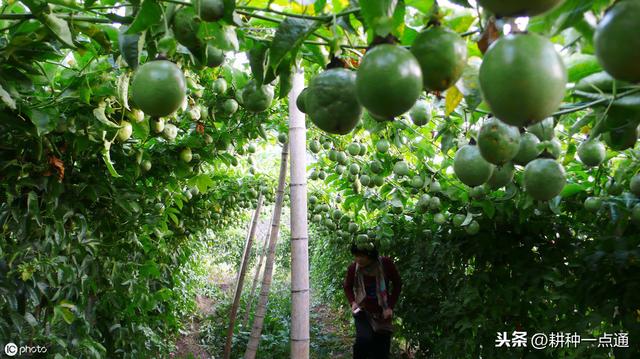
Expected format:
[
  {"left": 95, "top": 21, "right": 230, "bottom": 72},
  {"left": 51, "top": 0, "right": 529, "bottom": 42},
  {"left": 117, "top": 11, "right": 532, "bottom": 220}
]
[{"left": 171, "top": 295, "right": 215, "bottom": 359}]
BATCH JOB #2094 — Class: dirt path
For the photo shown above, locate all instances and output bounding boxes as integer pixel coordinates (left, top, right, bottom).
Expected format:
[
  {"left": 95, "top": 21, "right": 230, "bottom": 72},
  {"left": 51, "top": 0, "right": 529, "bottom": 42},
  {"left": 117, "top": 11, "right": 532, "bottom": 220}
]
[
  {"left": 171, "top": 295, "right": 215, "bottom": 359},
  {"left": 310, "top": 302, "right": 352, "bottom": 358}
]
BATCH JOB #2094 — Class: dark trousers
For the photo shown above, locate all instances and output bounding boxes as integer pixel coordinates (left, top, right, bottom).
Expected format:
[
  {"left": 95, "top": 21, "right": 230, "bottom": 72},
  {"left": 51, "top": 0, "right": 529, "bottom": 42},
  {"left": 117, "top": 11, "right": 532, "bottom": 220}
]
[{"left": 353, "top": 310, "right": 391, "bottom": 359}]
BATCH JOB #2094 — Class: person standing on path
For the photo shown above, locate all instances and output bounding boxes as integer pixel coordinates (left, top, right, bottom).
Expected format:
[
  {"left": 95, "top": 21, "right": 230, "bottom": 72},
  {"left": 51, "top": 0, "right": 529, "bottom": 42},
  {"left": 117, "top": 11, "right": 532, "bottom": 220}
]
[{"left": 343, "top": 240, "right": 402, "bottom": 359}]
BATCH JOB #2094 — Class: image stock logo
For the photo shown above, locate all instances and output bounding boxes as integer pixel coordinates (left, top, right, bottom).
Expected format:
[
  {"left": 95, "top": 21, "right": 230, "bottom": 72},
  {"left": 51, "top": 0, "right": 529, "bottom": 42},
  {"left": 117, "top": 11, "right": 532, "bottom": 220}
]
[
  {"left": 4, "top": 343, "right": 18, "bottom": 356},
  {"left": 3, "top": 342, "right": 47, "bottom": 356}
]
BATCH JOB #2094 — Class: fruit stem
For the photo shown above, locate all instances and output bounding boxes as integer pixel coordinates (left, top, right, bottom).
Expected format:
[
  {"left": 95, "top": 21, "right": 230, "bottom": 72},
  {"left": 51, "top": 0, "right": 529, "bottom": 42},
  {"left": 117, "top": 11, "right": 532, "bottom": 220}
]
[
  {"left": 555, "top": 88, "right": 640, "bottom": 116},
  {"left": 237, "top": 5, "right": 360, "bottom": 22},
  {"left": 158, "top": 0, "right": 191, "bottom": 6},
  {"left": 0, "top": 13, "right": 133, "bottom": 23}
]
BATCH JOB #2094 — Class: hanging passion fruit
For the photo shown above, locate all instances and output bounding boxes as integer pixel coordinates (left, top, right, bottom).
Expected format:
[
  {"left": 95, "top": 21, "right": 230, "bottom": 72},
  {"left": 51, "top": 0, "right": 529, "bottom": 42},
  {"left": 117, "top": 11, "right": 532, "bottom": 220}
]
[
  {"left": 131, "top": 60, "right": 186, "bottom": 117},
  {"left": 306, "top": 69, "right": 363, "bottom": 135},
  {"left": 453, "top": 144, "right": 495, "bottom": 187},
  {"left": 410, "top": 27, "right": 467, "bottom": 92},
  {"left": 477, "top": 0, "right": 564, "bottom": 17},
  {"left": 594, "top": 0, "right": 640, "bottom": 82},
  {"left": 523, "top": 158, "right": 566, "bottom": 201},
  {"left": 477, "top": 117, "right": 521, "bottom": 165},
  {"left": 355, "top": 44, "right": 423, "bottom": 120},
  {"left": 479, "top": 33, "right": 567, "bottom": 127}
]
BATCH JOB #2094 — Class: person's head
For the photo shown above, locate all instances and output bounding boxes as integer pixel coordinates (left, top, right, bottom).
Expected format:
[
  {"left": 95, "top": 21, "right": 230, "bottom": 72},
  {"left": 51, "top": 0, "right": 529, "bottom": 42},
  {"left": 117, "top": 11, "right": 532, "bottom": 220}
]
[{"left": 350, "top": 242, "right": 378, "bottom": 267}]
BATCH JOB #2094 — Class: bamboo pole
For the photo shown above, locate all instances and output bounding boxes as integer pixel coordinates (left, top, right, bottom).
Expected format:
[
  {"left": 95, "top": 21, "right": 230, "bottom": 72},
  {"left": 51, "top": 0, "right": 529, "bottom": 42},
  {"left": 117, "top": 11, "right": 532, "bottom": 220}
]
[
  {"left": 288, "top": 66, "right": 310, "bottom": 358},
  {"left": 242, "top": 229, "right": 270, "bottom": 328},
  {"left": 244, "top": 141, "right": 289, "bottom": 359},
  {"left": 223, "top": 193, "right": 264, "bottom": 359}
]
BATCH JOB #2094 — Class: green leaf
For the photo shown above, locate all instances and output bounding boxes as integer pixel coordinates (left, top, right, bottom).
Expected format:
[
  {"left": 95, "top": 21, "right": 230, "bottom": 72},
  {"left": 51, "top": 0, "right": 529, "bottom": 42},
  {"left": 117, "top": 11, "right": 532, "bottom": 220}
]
[
  {"left": 458, "top": 57, "right": 482, "bottom": 110},
  {"left": 27, "top": 108, "right": 55, "bottom": 136},
  {"left": 27, "top": 191, "right": 41, "bottom": 226},
  {"left": 204, "top": 23, "right": 239, "bottom": 51},
  {"left": 360, "top": 0, "right": 398, "bottom": 37},
  {"left": 54, "top": 301, "right": 76, "bottom": 324},
  {"left": 278, "top": 57, "right": 293, "bottom": 99},
  {"left": 406, "top": 0, "right": 434, "bottom": 13},
  {"left": 314, "top": 0, "right": 327, "bottom": 13},
  {"left": 478, "top": 200, "right": 495, "bottom": 219},
  {"left": 560, "top": 183, "right": 585, "bottom": 197},
  {"left": 390, "top": 0, "right": 406, "bottom": 38},
  {"left": 449, "top": 0, "right": 471, "bottom": 7},
  {"left": 188, "top": 174, "right": 215, "bottom": 193},
  {"left": 118, "top": 26, "right": 143, "bottom": 70},
  {"left": 169, "top": 212, "right": 180, "bottom": 226},
  {"left": 126, "top": 0, "right": 162, "bottom": 34},
  {"left": 222, "top": 0, "right": 238, "bottom": 25},
  {"left": 41, "top": 13, "right": 76, "bottom": 48},
  {"left": 102, "top": 141, "right": 123, "bottom": 178},
  {"left": 568, "top": 112, "right": 595, "bottom": 136},
  {"left": 117, "top": 72, "right": 130, "bottom": 111},
  {"left": 268, "top": 17, "right": 320, "bottom": 71},
  {"left": 566, "top": 54, "right": 602, "bottom": 83},
  {"left": 93, "top": 105, "right": 119, "bottom": 128},
  {"left": 141, "top": 260, "right": 161, "bottom": 278},
  {"left": 0, "top": 84, "right": 17, "bottom": 110},
  {"left": 527, "top": 0, "right": 596, "bottom": 36},
  {"left": 248, "top": 42, "right": 268, "bottom": 86},
  {"left": 75, "top": 22, "right": 112, "bottom": 53},
  {"left": 24, "top": 313, "right": 38, "bottom": 327}
]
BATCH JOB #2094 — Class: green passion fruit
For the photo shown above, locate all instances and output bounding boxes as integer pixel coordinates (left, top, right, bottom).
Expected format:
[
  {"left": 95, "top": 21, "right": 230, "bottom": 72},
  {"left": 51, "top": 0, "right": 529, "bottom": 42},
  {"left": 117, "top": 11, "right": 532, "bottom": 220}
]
[
  {"left": 206, "top": 45, "right": 225, "bottom": 67},
  {"left": 347, "top": 143, "right": 360, "bottom": 156},
  {"left": 117, "top": 121, "right": 133, "bottom": 142},
  {"left": 601, "top": 107, "right": 640, "bottom": 151},
  {"left": 577, "top": 139, "right": 606, "bottom": 167},
  {"left": 222, "top": 99, "right": 238, "bottom": 115},
  {"left": 523, "top": 158, "right": 566, "bottom": 201},
  {"left": 466, "top": 220, "right": 480, "bottom": 235},
  {"left": 583, "top": 197, "right": 603, "bottom": 212},
  {"left": 477, "top": 117, "right": 521, "bottom": 165},
  {"left": 630, "top": 174, "right": 640, "bottom": 196},
  {"left": 527, "top": 117, "right": 556, "bottom": 141},
  {"left": 393, "top": 160, "right": 410, "bottom": 177},
  {"left": 410, "top": 27, "right": 467, "bottom": 92},
  {"left": 486, "top": 162, "right": 515, "bottom": 189},
  {"left": 356, "top": 44, "right": 423, "bottom": 120},
  {"left": 309, "top": 140, "right": 321, "bottom": 153},
  {"left": 479, "top": 33, "right": 567, "bottom": 127},
  {"left": 240, "top": 80, "right": 274, "bottom": 112},
  {"left": 477, "top": 0, "right": 564, "bottom": 17},
  {"left": 632, "top": 204, "right": 640, "bottom": 225},
  {"left": 513, "top": 132, "right": 542, "bottom": 166},
  {"left": 180, "top": 147, "right": 193, "bottom": 163},
  {"left": 296, "top": 87, "right": 309, "bottom": 114},
  {"left": 306, "top": 69, "right": 363, "bottom": 135},
  {"left": 594, "top": 0, "right": 640, "bottom": 82},
  {"left": 199, "top": 0, "right": 224, "bottom": 22},
  {"left": 172, "top": 7, "right": 202, "bottom": 50},
  {"left": 454, "top": 144, "right": 495, "bottom": 187},
  {"left": 212, "top": 78, "right": 227, "bottom": 94},
  {"left": 376, "top": 139, "right": 390, "bottom": 153},
  {"left": 131, "top": 60, "right": 186, "bottom": 117},
  {"left": 409, "top": 100, "right": 431, "bottom": 126}
]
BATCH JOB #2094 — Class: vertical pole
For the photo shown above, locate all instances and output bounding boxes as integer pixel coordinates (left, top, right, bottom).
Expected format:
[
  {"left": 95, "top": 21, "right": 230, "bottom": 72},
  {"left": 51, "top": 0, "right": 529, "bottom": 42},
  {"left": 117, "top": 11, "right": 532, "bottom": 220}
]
[
  {"left": 244, "top": 143, "right": 289, "bottom": 359},
  {"left": 223, "top": 194, "right": 263, "bottom": 359},
  {"left": 288, "top": 65, "right": 310, "bottom": 358},
  {"left": 242, "top": 230, "right": 269, "bottom": 328}
]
